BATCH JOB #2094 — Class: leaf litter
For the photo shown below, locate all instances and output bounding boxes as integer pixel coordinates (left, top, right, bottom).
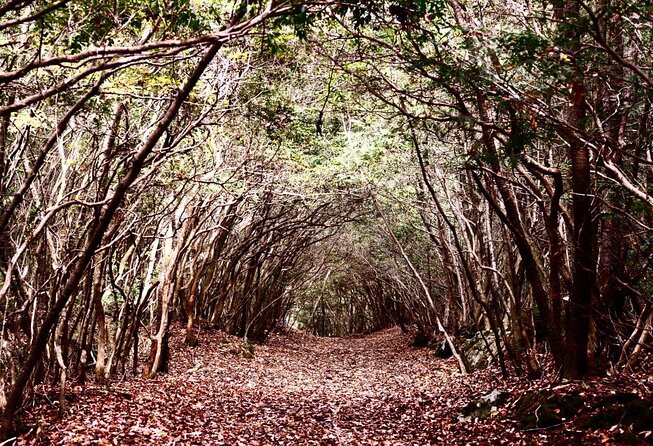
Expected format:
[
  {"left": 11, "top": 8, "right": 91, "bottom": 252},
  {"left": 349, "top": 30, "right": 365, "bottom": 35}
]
[{"left": 17, "top": 327, "right": 653, "bottom": 445}]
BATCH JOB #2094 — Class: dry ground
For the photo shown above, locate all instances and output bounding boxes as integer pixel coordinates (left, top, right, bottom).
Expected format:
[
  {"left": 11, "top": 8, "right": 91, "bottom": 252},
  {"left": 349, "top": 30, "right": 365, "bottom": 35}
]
[{"left": 16, "top": 327, "right": 653, "bottom": 445}]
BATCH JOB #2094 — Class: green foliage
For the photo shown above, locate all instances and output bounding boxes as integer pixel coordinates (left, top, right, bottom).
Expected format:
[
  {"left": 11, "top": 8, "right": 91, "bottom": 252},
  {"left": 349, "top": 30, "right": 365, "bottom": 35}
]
[
  {"left": 333, "top": 0, "right": 378, "bottom": 28},
  {"left": 629, "top": 198, "right": 652, "bottom": 216},
  {"left": 498, "top": 30, "right": 548, "bottom": 66},
  {"left": 33, "top": 0, "right": 224, "bottom": 52},
  {"left": 275, "top": 5, "right": 316, "bottom": 40}
]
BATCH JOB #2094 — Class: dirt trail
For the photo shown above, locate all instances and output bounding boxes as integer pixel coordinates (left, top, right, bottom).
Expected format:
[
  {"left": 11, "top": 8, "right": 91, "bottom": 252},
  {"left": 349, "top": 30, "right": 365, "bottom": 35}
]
[{"left": 21, "top": 328, "right": 515, "bottom": 445}]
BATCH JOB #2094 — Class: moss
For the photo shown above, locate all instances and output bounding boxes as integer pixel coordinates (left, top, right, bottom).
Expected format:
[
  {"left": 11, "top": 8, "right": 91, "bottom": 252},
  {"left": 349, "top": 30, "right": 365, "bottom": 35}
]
[
  {"left": 433, "top": 339, "right": 453, "bottom": 359},
  {"left": 585, "top": 396, "right": 653, "bottom": 434},
  {"left": 460, "top": 391, "right": 510, "bottom": 421},
  {"left": 243, "top": 342, "right": 255, "bottom": 355},
  {"left": 614, "top": 432, "right": 641, "bottom": 445},
  {"left": 626, "top": 400, "right": 653, "bottom": 431},
  {"left": 515, "top": 390, "right": 548, "bottom": 428},
  {"left": 461, "top": 399, "right": 492, "bottom": 418},
  {"left": 549, "top": 394, "right": 584, "bottom": 419},
  {"left": 586, "top": 406, "right": 628, "bottom": 430},
  {"left": 515, "top": 391, "right": 583, "bottom": 429},
  {"left": 242, "top": 346, "right": 255, "bottom": 359},
  {"left": 521, "top": 402, "right": 562, "bottom": 429},
  {"left": 412, "top": 332, "right": 431, "bottom": 347},
  {"left": 599, "top": 393, "right": 639, "bottom": 407},
  {"left": 227, "top": 342, "right": 255, "bottom": 359},
  {"left": 460, "top": 331, "right": 500, "bottom": 370}
]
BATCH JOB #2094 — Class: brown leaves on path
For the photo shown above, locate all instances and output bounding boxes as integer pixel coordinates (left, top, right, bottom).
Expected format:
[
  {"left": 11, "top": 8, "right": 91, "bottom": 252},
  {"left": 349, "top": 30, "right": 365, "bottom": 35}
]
[
  {"left": 16, "top": 327, "right": 653, "bottom": 445},
  {"left": 18, "top": 327, "right": 479, "bottom": 445}
]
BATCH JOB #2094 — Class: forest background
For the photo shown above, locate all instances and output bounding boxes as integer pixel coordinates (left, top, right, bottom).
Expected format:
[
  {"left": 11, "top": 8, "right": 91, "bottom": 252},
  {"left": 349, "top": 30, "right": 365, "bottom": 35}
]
[{"left": 1, "top": 0, "right": 652, "bottom": 438}]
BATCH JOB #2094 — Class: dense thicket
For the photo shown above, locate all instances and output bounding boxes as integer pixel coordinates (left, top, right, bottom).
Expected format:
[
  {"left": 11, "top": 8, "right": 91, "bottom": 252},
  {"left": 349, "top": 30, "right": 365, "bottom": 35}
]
[{"left": 1, "top": 0, "right": 652, "bottom": 439}]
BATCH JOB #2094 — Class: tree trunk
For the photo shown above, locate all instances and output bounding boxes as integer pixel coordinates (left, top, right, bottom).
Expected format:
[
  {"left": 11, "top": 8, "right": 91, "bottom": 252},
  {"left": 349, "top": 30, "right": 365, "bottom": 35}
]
[
  {"left": 0, "top": 41, "right": 224, "bottom": 440},
  {"left": 564, "top": 64, "right": 594, "bottom": 380}
]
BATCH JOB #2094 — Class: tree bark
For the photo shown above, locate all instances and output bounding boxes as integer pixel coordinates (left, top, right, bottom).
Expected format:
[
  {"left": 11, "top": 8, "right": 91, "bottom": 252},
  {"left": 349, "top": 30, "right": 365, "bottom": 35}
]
[
  {"left": 564, "top": 44, "right": 594, "bottom": 381},
  {"left": 0, "top": 40, "right": 223, "bottom": 439}
]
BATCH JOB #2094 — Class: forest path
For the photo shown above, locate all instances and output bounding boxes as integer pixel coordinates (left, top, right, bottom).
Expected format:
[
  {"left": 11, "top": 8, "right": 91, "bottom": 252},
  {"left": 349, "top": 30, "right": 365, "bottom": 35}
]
[{"left": 25, "top": 327, "right": 511, "bottom": 445}]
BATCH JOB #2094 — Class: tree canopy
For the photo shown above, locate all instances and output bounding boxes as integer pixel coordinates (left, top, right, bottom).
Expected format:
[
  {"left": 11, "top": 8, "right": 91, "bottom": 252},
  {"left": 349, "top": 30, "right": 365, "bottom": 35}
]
[{"left": 1, "top": 0, "right": 653, "bottom": 439}]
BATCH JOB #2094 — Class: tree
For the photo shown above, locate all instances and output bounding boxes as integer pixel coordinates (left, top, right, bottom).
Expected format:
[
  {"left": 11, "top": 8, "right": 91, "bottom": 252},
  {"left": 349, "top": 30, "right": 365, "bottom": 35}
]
[
  {"left": 0, "top": 0, "right": 327, "bottom": 438},
  {"left": 306, "top": 0, "right": 653, "bottom": 378}
]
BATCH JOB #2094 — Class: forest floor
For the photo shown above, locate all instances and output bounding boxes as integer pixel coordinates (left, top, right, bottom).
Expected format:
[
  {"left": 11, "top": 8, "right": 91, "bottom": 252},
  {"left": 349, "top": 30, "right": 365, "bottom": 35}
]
[{"left": 17, "top": 326, "right": 653, "bottom": 445}]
